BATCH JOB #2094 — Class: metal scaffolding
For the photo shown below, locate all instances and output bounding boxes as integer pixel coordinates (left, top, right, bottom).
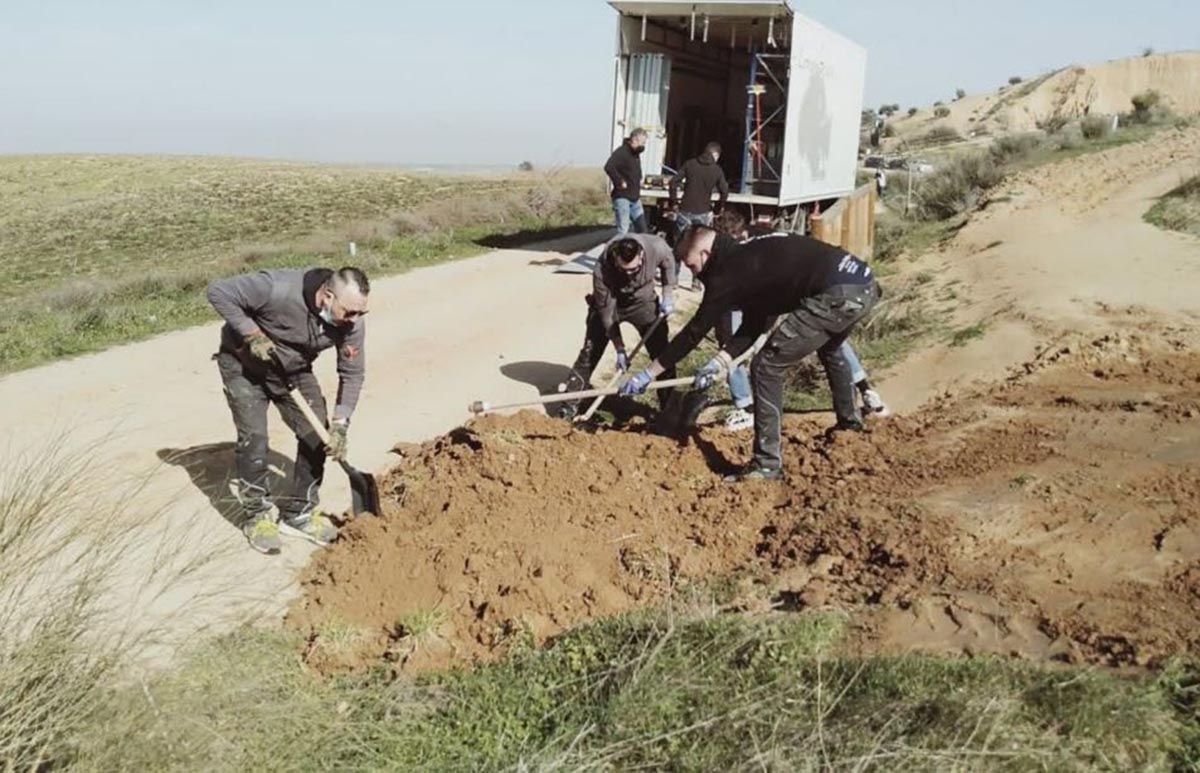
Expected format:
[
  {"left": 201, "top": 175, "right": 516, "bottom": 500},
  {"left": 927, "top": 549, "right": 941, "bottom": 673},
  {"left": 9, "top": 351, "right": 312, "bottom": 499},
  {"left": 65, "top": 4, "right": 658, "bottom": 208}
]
[{"left": 739, "top": 51, "right": 789, "bottom": 195}]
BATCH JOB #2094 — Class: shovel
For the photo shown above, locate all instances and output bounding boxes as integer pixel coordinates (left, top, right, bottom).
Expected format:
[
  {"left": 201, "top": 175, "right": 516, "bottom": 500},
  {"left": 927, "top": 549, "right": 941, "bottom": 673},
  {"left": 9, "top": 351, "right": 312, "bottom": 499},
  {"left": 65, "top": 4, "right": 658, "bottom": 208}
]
[
  {"left": 577, "top": 313, "right": 668, "bottom": 423},
  {"left": 270, "top": 354, "right": 380, "bottom": 516},
  {"left": 470, "top": 375, "right": 694, "bottom": 415}
]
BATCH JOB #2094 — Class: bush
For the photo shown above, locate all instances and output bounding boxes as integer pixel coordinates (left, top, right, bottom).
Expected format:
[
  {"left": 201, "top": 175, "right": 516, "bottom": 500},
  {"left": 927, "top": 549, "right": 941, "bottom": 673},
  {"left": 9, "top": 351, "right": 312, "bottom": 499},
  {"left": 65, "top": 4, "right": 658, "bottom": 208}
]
[
  {"left": 1038, "top": 114, "right": 1070, "bottom": 133},
  {"left": 917, "top": 152, "right": 1005, "bottom": 220},
  {"left": 990, "top": 132, "right": 1045, "bottom": 163},
  {"left": 517, "top": 161, "right": 534, "bottom": 172},
  {"left": 908, "top": 107, "right": 918, "bottom": 117},
  {"left": 934, "top": 106, "right": 952, "bottom": 119},
  {"left": 882, "top": 124, "right": 896, "bottom": 138},
  {"left": 1143, "top": 46, "right": 1155, "bottom": 57},
  {"left": 956, "top": 88, "right": 967, "bottom": 100},
  {"left": 1081, "top": 115, "right": 1113, "bottom": 140},
  {"left": 922, "top": 125, "right": 963, "bottom": 145},
  {"left": 1009, "top": 76, "right": 1023, "bottom": 85}
]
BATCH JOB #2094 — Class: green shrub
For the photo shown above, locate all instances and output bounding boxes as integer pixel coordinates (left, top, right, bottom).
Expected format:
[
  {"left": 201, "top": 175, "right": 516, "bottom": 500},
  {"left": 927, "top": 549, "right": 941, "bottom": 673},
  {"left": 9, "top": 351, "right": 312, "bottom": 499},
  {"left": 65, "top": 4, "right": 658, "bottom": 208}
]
[
  {"left": 934, "top": 106, "right": 952, "bottom": 119},
  {"left": 917, "top": 152, "right": 1005, "bottom": 220},
  {"left": 923, "top": 125, "right": 961, "bottom": 145},
  {"left": 1038, "top": 114, "right": 1070, "bottom": 133},
  {"left": 955, "top": 88, "right": 967, "bottom": 100},
  {"left": 990, "top": 132, "right": 1046, "bottom": 163},
  {"left": 1009, "top": 75, "right": 1023, "bottom": 85},
  {"left": 907, "top": 107, "right": 918, "bottom": 117},
  {"left": 1081, "top": 114, "right": 1113, "bottom": 139}
]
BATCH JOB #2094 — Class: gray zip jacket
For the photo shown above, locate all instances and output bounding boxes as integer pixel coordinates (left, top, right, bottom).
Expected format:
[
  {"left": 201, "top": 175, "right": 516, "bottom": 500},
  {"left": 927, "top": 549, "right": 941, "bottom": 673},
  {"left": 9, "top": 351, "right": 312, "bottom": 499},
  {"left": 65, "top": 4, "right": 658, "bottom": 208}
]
[
  {"left": 207, "top": 268, "right": 365, "bottom": 421},
  {"left": 592, "top": 233, "right": 677, "bottom": 348}
]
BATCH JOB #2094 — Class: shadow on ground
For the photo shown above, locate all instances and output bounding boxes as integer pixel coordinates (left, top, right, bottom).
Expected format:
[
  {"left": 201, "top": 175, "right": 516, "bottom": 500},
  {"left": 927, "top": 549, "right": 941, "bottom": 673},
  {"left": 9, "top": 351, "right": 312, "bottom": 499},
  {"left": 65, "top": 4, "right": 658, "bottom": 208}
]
[{"left": 157, "top": 443, "right": 293, "bottom": 529}]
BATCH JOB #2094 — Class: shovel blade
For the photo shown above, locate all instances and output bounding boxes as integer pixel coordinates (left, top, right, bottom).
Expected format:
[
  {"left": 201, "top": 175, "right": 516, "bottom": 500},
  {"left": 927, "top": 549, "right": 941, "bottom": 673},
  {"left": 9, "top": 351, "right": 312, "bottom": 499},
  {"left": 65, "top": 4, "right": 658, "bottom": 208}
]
[{"left": 339, "top": 460, "right": 381, "bottom": 516}]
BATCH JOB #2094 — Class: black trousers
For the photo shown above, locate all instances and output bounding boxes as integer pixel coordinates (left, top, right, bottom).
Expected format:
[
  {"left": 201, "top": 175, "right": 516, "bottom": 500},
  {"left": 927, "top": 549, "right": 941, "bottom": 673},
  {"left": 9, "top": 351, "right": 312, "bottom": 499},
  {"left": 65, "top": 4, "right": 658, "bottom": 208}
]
[
  {"left": 751, "top": 282, "right": 880, "bottom": 470},
  {"left": 215, "top": 352, "right": 328, "bottom": 523}
]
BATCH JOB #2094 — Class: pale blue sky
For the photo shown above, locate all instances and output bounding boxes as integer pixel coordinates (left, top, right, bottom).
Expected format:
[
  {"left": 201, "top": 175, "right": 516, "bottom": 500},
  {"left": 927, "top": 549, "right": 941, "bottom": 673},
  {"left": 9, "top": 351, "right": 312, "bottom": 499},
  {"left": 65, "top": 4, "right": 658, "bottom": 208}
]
[{"left": 2, "top": 1, "right": 1196, "bottom": 166}]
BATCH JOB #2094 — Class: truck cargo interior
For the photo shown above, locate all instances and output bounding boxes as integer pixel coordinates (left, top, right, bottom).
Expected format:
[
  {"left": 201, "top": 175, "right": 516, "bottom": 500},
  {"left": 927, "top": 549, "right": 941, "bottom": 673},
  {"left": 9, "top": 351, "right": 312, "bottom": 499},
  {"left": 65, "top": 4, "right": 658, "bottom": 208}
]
[
  {"left": 624, "top": 13, "right": 791, "bottom": 198},
  {"left": 611, "top": 1, "right": 866, "bottom": 218}
]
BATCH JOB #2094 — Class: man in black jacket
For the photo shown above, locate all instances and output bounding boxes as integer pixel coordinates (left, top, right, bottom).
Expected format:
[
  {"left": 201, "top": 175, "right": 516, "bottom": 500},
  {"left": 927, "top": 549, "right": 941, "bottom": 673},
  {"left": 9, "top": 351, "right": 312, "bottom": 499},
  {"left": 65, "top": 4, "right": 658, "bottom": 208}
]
[
  {"left": 604, "top": 128, "right": 648, "bottom": 234},
  {"left": 668, "top": 141, "right": 729, "bottom": 241},
  {"left": 620, "top": 227, "right": 880, "bottom": 482}
]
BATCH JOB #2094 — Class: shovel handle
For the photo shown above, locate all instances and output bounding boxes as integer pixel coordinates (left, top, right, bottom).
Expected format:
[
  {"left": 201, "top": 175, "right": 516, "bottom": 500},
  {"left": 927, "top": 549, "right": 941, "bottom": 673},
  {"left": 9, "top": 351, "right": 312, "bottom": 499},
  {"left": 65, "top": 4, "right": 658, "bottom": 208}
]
[
  {"left": 470, "top": 376, "right": 694, "bottom": 415},
  {"left": 578, "top": 313, "right": 668, "bottom": 423},
  {"left": 288, "top": 387, "right": 332, "bottom": 446}
]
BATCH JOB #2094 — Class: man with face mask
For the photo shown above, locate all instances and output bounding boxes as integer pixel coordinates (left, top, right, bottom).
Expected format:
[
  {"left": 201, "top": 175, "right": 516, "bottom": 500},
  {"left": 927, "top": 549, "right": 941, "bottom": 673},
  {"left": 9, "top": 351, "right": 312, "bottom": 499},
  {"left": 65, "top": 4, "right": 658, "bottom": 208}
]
[
  {"left": 207, "top": 266, "right": 370, "bottom": 554},
  {"left": 556, "top": 233, "right": 676, "bottom": 419},
  {"left": 604, "top": 128, "right": 649, "bottom": 235}
]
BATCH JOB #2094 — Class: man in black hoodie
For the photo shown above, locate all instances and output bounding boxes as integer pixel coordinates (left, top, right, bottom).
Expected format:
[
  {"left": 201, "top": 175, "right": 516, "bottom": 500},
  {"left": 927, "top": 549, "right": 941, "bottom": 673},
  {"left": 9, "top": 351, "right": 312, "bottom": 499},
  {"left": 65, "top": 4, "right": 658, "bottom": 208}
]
[
  {"left": 604, "top": 128, "right": 648, "bottom": 234},
  {"left": 668, "top": 141, "right": 729, "bottom": 241},
  {"left": 620, "top": 227, "right": 880, "bottom": 482}
]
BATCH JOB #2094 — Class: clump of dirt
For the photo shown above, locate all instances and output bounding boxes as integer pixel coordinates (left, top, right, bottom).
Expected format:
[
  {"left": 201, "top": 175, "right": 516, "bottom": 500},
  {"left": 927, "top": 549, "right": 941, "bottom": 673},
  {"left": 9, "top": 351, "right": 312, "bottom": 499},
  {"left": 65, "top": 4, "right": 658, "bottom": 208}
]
[{"left": 290, "top": 329, "right": 1200, "bottom": 673}]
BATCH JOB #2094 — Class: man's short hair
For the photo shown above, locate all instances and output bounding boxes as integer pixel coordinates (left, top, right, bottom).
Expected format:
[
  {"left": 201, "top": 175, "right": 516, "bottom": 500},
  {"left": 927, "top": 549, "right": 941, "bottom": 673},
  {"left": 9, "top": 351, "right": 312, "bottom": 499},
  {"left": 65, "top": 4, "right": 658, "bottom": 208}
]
[
  {"left": 673, "top": 225, "right": 717, "bottom": 261},
  {"left": 629, "top": 127, "right": 648, "bottom": 140},
  {"left": 704, "top": 141, "right": 722, "bottom": 156},
  {"left": 608, "top": 237, "right": 643, "bottom": 266},
  {"left": 334, "top": 266, "right": 370, "bottom": 295},
  {"left": 712, "top": 209, "right": 747, "bottom": 237}
]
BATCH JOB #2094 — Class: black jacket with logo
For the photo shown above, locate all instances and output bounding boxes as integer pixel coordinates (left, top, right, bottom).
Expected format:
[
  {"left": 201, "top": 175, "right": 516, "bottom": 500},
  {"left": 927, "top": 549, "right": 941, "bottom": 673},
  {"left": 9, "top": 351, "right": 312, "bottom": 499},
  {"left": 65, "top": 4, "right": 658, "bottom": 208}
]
[{"left": 656, "top": 233, "right": 875, "bottom": 370}]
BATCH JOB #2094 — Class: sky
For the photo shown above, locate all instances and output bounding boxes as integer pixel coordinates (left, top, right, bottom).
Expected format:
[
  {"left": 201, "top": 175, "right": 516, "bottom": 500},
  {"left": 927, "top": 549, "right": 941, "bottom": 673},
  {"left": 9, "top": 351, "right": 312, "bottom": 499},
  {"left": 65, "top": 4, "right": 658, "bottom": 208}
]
[{"left": 2, "top": 0, "right": 1197, "bottom": 167}]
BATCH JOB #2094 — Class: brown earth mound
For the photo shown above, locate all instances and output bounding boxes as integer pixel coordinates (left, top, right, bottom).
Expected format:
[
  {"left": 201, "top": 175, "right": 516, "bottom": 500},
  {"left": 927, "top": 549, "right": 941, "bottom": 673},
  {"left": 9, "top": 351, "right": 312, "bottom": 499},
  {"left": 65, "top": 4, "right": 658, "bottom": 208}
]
[{"left": 290, "top": 329, "right": 1200, "bottom": 672}]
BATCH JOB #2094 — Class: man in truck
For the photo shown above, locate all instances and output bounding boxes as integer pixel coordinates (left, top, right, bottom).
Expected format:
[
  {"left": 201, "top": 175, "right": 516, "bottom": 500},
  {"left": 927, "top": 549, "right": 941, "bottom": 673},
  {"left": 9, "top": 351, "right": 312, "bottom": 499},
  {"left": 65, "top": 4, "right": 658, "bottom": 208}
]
[
  {"left": 557, "top": 233, "right": 677, "bottom": 419},
  {"left": 668, "top": 141, "right": 730, "bottom": 242},
  {"left": 206, "top": 266, "right": 369, "bottom": 554},
  {"left": 619, "top": 226, "right": 880, "bottom": 482},
  {"left": 604, "top": 128, "right": 649, "bottom": 235}
]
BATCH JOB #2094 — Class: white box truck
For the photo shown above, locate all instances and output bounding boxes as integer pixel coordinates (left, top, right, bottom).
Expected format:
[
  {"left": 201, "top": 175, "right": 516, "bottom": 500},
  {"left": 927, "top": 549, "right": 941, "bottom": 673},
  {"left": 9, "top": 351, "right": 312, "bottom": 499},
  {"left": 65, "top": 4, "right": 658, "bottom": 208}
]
[{"left": 607, "top": 0, "right": 867, "bottom": 231}]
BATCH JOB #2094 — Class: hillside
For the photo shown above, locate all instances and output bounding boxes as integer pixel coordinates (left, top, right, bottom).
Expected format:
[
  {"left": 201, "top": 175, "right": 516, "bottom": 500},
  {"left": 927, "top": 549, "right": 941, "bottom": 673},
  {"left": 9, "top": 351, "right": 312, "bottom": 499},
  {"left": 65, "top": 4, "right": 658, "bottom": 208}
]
[{"left": 890, "top": 51, "right": 1200, "bottom": 141}]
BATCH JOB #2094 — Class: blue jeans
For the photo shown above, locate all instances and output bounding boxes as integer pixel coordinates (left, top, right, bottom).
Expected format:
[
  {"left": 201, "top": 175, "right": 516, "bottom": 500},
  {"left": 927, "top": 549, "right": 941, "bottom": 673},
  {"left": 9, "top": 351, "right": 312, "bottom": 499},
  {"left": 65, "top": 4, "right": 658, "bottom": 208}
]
[
  {"left": 613, "top": 198, "right": 646, "bottom": 235},
  {"left": 725, "top": 310, "right": 869, "bottom": 410},
  {"left": 673, "top": 210, "right": 713, "bottom": 241}
]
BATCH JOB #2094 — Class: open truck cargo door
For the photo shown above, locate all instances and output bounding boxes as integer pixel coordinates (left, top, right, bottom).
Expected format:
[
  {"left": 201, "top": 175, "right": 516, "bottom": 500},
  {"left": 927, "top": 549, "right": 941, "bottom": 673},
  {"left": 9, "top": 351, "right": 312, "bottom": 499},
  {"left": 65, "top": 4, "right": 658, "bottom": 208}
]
[
  {"left": 779, "top": 15, "right": 867, "bottom": 205},
  {"left": 609, "top": 1, "right": 791, "bottom": 18}
]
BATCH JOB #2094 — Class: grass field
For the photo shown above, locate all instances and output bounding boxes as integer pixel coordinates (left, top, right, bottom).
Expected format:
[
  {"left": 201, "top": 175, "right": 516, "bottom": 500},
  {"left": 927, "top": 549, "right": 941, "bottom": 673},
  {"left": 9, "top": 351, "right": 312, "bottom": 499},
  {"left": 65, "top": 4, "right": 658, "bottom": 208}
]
[{"left": 0, "top": 155, "right": 608, "bottom": 372}]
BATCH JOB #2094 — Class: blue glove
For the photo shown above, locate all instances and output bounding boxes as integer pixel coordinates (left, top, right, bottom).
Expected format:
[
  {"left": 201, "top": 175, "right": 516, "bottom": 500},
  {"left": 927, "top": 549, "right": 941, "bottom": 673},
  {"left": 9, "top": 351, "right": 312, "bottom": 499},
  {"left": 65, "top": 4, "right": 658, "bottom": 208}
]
[
  {"left": 619, "top": 369, "right": 653, "bottom": 397},
  {"left": 693, "top": 357, "right": 725, "bottom": 391},
  {"left": 658, "top": 296, "right": 676, "bottom": 317},
  {"left": 615, "top": 350, "right": 630, "bottom": 372}
]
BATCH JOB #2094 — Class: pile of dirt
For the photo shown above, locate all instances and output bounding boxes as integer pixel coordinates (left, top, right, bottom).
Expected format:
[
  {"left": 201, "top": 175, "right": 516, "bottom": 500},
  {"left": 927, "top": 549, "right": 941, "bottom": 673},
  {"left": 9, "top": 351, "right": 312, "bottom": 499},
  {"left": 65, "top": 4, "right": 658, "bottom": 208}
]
[{"left": 290, "top": 329, "right": 1200, "bottom": 672}]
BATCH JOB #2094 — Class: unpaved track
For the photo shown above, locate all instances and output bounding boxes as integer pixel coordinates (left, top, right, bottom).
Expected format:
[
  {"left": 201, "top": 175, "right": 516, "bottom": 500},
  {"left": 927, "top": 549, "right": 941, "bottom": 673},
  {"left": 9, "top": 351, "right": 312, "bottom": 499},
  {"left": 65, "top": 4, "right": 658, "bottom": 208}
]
[{"left": 0, "top": 242, "right": 617, "bottom": 655}]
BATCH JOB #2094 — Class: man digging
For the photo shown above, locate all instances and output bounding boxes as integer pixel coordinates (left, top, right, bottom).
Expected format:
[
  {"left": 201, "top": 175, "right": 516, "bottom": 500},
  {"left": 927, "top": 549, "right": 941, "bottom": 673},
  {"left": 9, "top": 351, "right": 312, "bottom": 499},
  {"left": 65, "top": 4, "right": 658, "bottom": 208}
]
[
  {"left": 620, "top": 227, "right": 880, "bottom": 482},
  {"left": 207, "top": 266, "right": 369, "bottom": 554},
  {"left": 557, "top": 234, "right": 677, "bottom": 419}
]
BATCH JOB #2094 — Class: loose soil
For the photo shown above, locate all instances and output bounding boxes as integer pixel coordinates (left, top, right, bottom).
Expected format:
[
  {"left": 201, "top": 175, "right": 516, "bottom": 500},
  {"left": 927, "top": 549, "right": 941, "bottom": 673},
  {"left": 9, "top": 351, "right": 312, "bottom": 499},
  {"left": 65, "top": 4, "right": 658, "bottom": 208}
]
[{"left": 291, "top": 327, "right": 1200, "bottom": 672}]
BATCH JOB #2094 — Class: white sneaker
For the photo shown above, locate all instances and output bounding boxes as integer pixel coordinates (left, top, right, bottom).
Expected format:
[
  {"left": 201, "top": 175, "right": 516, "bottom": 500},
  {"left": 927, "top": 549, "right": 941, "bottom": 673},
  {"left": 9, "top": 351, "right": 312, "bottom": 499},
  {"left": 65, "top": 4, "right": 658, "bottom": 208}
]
[
  {"left": 723, "top": 408, "right": 754, "bottom": 432},
  {"left": 861, "top": 389, "right": 892, "bottom": 418}
]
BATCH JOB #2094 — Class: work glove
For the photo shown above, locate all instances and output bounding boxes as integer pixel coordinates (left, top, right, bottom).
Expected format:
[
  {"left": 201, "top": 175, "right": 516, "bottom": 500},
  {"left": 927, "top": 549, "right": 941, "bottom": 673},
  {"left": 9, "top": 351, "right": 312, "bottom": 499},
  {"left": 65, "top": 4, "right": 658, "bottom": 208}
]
[
  {"left": 615, "top": 350, "right": 631, "bottom": 373},
  {"left": 326, "top": 420, "right": 349, "bottom": 461},
  {"left": 245, "top": 332, "right": 276, "bottom": 364},
  {"left": 658, "top": 296, "right": 675, "bottom": 317},
  {"left": 618, "top": 369, "right": 653, "bottom": 397},
  {"left": 693, "top": 352, "right": 732, "bottom": 391}
]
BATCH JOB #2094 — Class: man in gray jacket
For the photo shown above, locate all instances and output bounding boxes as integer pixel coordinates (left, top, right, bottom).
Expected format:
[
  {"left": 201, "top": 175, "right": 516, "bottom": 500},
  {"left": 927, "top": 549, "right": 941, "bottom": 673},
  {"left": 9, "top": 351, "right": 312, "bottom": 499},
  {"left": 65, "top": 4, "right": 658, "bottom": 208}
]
[
  {"left": 558, "top": 234, "right": 677, "bottom": 419},
  {"left": 207, "top": 266, "right": 369, "bottom": 554}
]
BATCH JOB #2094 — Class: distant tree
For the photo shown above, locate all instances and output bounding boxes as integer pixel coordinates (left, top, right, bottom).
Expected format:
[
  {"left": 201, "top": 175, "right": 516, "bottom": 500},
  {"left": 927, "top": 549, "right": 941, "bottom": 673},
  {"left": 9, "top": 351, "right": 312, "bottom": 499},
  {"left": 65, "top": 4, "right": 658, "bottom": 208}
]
[
  {"left": 956, "top": 88, "right": 967, "bottom": 100},
  {"left": 934, "top": 106, "right": 952, "bottom": 118},
  {"left": 517, "top": 160, "right": 535, "bottom": 172},
  {"left": 933, "top": 100, "right": 945, "bottom": 108},
  {"left": 1143, "top": 46, "right": 1155, "bottom": 57},
  {"left": 889, "top": 103, "right": 901, "bottom": 113},
  {"left": 908, "top": 107, "right": 919, "bottom": 117},
  {"left": 1009, "top": 76, "right": 1023, "bottom": 85}
]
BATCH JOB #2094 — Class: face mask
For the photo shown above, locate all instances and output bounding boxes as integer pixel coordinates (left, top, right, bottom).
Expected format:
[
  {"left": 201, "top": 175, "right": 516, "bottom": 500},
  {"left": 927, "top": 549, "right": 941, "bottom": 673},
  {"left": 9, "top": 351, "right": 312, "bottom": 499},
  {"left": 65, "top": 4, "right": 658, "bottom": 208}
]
[
  {"left": 633, "top": 145, "right": 645, "bottom": 155},
  {"left": 319, "top": 307, "right": 334, "bottom": 325}
]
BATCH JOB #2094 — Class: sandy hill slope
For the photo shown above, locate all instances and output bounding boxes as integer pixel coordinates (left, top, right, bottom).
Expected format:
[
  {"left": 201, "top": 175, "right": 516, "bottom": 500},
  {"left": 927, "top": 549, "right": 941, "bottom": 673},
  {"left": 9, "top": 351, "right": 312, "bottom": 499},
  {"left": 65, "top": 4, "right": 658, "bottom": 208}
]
[{"left": 892, "top": 51, "right": 1200, "bottom": 140}]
